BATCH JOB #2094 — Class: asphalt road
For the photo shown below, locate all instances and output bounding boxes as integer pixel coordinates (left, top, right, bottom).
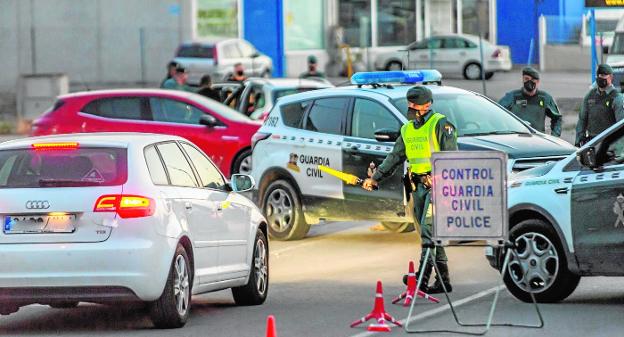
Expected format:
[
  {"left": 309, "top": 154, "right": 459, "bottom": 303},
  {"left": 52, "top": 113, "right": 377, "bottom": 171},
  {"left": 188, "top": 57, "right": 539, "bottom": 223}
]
[{"left": 1, "top": 221, "right": 622, "bottom": 337}]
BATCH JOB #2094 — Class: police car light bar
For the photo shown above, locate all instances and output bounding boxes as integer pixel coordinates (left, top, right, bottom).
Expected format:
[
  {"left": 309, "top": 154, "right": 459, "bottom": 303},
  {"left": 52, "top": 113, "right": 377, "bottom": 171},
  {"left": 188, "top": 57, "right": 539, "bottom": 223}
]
[{"left": 350, "top": 70, "right": 442, "bottom": 85}]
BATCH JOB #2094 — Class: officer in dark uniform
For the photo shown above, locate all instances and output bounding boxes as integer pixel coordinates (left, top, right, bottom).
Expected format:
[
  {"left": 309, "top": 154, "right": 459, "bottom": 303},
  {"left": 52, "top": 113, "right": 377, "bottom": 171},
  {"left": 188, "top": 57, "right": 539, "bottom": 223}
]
[
  {"left": 362, "top": 86, "right": 458, "bottom": 293},
  {"left": 299, "top": 55, "right": 326, "bottom": 79},
  {"left": 575, "top": 64, "right": 624, "bottom": 147},
  {"left": 498, "top": 67, "right": 562, "bottom": 137}
]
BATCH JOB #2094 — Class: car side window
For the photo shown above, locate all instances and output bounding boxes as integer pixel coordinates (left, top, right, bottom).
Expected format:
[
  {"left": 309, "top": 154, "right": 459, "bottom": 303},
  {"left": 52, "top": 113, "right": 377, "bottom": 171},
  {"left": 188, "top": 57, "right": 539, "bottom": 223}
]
[
  {"left": 238, "top": 40, "right": 255, "bottom": 57},
  {"left": 409, "top": 39, "right": 428, "bottom": 50},
  {"left": 180, "top": 143, "right": 226, "bottom": 190},
  {"left": 82, "top": 98, "right": 143, "bottom": 120},
  {"left": 144, "top": 145, "right": 169, "bottom": 185},
  {"left": 280, "top": 100, "right": 312, "bottom": 128},
  {"left": 150, "top": 98, "right": 205, "bottom": 125},
  {"left": 351, "top": 99, "right": 401, "bottom": 139},
  {"left": 304, "top": 97, "right": 349, "bottom": 135},
  {"left": 428, "top": 38, "right": 442, "bottom": 49},
  {"left": 604, "top": 133, "right": 624, "bottom": 167},
  {"left": 443, "top": 38, "right": 465, "bottom": 49},
  {"left": 223, "top": 42, "right": 242, "bottom": 59},
  {"left": 156, "top": 142, "right": 199, "bottom": 187}
]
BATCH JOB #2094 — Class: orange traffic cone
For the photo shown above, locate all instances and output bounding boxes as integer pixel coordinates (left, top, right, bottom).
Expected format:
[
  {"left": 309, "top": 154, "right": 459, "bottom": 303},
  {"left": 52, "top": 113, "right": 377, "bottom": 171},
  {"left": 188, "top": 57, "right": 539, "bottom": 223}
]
[
  {"left": 350, "top": 281, "right": 402, "bottom": 332},
  {"left": 392, "top": 261, "right": 440, "bottom": 306},
  {"left": 266, "top": 315, "right": 277, "bottom": 337}
]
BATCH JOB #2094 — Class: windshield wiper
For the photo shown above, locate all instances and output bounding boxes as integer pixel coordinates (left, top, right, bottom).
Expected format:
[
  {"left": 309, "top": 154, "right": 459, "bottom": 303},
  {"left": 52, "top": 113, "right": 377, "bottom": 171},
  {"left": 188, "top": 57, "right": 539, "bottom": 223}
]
[
  {"left": 464, "top": 130, "right": 531, "bottom": 136},
  {"left": 38, "top": 179, "right": 99, "bottom": 187}
]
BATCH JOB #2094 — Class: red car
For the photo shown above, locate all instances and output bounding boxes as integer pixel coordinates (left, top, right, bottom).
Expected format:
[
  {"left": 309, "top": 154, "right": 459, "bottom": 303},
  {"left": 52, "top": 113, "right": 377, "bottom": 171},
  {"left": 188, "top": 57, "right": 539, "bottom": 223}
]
[{"left": 31, "top": 89, "right": 261, "bottom": 176}]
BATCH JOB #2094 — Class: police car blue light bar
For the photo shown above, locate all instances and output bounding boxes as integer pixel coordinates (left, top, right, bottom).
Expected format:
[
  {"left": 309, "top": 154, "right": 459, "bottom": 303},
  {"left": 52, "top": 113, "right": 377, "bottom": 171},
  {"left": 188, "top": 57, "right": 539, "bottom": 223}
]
[{"left": 350, "top": 70, "right": 442, "bottom": 85}]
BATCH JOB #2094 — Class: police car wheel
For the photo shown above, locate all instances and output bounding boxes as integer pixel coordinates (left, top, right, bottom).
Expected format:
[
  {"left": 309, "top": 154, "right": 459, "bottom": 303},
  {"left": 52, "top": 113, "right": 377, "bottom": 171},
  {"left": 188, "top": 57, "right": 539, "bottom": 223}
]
[
  {"left": 463, "top": 63, "right": 482, "bottom": 80},
  {"left": 502, "top": 219, "right": 580, "bottom": 303},
  {"left": 380, "top": 221, "right": 415, "bottom": 233},
  {"left": 262, "top": 180, "right": 310, "bottom": 241}
]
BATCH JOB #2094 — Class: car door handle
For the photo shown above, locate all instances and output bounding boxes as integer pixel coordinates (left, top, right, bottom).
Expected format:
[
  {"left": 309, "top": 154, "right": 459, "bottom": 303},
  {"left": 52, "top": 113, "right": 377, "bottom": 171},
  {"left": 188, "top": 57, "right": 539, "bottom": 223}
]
[
  {"left": 185, "top": 202, "right": 193, "bottom": 210},
  {"left": 554, "top": 187, "right": 569, "bottom": 194}
]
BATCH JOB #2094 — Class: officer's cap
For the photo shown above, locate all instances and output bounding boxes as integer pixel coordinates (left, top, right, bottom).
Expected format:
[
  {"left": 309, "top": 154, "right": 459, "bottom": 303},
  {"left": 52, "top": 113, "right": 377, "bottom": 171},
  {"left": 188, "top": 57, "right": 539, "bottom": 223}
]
[
  {"left": 175, "top": 64, "right": 188, "bottom": 74},
  {"left": 597, "top": 64, "right": 613, "bottom": 75},
  {"left": 406, "top": 86, "right": 433, "bottom": 105},
  {"left": 522, "top": 66, "right": 540, "bottom": 80},
  {"left": 307, "top": 55, "right": 318, "bottom": 64},
  {"left": 168, "top": 60, "right": 179, "bottom": 68}
]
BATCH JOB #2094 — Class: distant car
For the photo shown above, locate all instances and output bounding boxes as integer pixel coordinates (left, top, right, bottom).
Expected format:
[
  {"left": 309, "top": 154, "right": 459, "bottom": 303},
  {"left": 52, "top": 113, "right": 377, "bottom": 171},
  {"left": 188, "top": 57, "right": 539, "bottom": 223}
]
[
  {"left": 374, "top": 34, "right": 512, "bottom": 80},
  {"left": 174, "top": 38, "right": 273, "bottom": 85},
  {"left": 0, "top": 133, "right": 268, "bottom": 328},
  {"left": 30, "top": 89, "right": 261, "bottom": 176},
  {"left": 213, "top": 78, "right": 334, "bottom": 120}
]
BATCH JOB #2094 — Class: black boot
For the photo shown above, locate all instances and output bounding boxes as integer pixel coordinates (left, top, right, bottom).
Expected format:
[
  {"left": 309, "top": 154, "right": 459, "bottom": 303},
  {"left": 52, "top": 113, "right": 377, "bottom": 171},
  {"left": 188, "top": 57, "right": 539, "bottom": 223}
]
[
  {"left": 428, "top": 262, "right": 452, "bottom": 294},
  {"left": 403, "top": 261, "right": 432, "bottom": 292}
]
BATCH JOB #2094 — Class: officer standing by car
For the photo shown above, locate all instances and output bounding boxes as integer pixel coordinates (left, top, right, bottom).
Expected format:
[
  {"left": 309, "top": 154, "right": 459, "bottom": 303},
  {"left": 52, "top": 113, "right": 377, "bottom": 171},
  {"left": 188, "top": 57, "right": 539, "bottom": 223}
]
[
  {"left": 362, "top": 86, "right": 457, "bottom": 294},
  {"left": 575, "top": 64, "right": 624, "bottom": 147},
  {"left": 299, "top": 55, "right": 326, "bottom": 79},
  {"left": 161, "top": 64, "right": 195, "bottom": 92},
  {"left": 498, "top": 67, "right": 562, "bottom": 137}
]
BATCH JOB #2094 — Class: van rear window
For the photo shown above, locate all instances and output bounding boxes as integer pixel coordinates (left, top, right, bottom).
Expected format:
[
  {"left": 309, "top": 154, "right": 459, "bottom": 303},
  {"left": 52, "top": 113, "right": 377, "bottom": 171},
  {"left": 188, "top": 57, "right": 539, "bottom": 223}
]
[
  {"left": 176, "top": 45, "right": 214, "bottom": 59},
  {"left": 0, "top": 147, "right": 127, "bottom": 188}
]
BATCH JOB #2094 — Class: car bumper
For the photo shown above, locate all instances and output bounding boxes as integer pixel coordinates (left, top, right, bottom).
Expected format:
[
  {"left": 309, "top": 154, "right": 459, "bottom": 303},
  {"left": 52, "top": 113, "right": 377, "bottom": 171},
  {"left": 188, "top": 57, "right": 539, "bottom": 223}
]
[
  {"left": 0, "top": 235, "right": 177, "bottom": 303},
  {"left": 486, "top": 59, "right": 512, "bottom": 72}
]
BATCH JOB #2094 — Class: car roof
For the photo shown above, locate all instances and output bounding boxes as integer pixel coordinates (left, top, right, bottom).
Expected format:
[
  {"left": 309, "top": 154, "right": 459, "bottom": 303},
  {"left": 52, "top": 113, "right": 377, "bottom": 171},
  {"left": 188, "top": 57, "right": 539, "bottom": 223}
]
[
  {"left": 58, "top": 88, "right": 198, "bottom": 100},
  {"left": 0, "top": 133, "right": 185, "bottom": 150},
  {"left": 179, "top": 38, "right": 234, "bottom": 46},
  {"left": 246, "top": 78, "right": 333, "bottom": 89}
]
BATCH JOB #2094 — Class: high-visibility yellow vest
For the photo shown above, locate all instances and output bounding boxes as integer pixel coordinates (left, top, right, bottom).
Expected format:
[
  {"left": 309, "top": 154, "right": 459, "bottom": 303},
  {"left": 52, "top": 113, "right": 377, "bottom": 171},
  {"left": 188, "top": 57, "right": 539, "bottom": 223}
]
[{"left": 401, "top": 113, "right": 444, "bottom": 174}]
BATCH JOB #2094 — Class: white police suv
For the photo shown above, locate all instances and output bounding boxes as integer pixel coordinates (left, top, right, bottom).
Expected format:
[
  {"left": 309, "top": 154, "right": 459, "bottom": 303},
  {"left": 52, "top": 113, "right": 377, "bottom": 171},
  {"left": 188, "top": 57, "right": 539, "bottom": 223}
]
[
  {"left": 487, "top": 119, "right": 624, "bottom": 303},
  {"left": 251, "top": 70, "right": 575, "bottom": 240}
]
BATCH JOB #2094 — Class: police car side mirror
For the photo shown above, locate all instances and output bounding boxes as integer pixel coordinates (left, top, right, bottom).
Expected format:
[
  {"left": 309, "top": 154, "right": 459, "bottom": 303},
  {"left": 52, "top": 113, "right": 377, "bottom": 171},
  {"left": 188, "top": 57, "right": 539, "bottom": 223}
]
[
  {"left": 577, "top": 146, "right": 598, "bottom": 169},
  {"left": 374, "top": 128, "right": 399, "bottom": 142},
  {"left": 199, "top": 114, "right": 219, "bottom": 127}
]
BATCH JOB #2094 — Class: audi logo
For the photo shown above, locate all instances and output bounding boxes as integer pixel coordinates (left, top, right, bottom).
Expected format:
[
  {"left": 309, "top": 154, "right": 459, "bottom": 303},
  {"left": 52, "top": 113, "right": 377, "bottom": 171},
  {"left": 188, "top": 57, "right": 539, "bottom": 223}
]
[{"left": 25, "top": 200, "right": 51, "bottom": 210}]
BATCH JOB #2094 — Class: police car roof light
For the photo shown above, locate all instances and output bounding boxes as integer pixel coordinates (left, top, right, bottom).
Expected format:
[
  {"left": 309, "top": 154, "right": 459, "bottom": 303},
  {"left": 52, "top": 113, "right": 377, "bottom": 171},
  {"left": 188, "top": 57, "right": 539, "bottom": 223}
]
[{"left": 350, "top": 70, "right": 442, "bottom": 85}]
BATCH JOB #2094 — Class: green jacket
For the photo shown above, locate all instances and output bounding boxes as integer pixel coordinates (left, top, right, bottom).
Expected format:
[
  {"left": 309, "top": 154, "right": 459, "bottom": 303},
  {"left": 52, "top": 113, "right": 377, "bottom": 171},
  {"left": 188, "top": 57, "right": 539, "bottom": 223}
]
[
  {"left": 299, "top": 71, "right": 326, "bottom": 79},
  {"left": 575, "top": 85, "right": 624, "bottom": 146},
  {"left": 372, "top": 110, "right": 458, "bottom": 182},
  {"left": 498, "top": 89, "right": 562, "bottom": 136},
  {"left": 161, "top": 78, "right": 196, "bottom": 93}
]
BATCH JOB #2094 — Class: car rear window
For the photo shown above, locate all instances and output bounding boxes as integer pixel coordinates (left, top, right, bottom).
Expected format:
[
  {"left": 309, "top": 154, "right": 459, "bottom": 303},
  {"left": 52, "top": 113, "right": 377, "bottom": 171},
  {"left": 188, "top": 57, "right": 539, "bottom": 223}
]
[
  {"left": 280, "top": 100, "right": 312, "bottom": 128},
  {"left": 0, "top": 147, "right": 127, "bottom": 188},
  {"left": 176, "top": 45, "right": 214, "bottom": 59}
]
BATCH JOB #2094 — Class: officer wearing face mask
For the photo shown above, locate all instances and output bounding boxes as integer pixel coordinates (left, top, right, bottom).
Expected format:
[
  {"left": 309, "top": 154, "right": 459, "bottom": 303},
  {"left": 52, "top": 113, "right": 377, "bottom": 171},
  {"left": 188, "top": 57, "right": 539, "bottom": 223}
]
[
  {"left": 575, "top": 64, "right": 624, "bottom": 147},
  {"left": 362, "top": 86, "right": 458, "bottom": 294},
  {"left": 227, "top": 62, "right": 248, "bottom": 82},
  {"left": 498, "top": 67, "right": 562, "bottom": 137}
]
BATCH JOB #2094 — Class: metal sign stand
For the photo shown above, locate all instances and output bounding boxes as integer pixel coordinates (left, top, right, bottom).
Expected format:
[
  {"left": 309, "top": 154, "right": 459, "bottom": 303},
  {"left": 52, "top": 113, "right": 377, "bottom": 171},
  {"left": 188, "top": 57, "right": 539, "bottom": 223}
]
[{"left": 404, "top": 193, "right": 544, "bottom": 336}]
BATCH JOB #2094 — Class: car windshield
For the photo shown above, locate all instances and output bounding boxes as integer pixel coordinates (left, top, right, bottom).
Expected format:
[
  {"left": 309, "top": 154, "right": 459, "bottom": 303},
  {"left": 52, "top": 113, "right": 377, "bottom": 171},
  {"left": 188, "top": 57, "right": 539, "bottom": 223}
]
[
  {"left": 0, "top": 147, "right": 127, "bottom": 188},
  {"left": 187, "top": 93, "right": 252, "bottom": 123},
  {"left": 391, "top": 93, "right": 532, "bottom": 137},
  {"left": 612, "top": 32, "right": 624, "bottom": 54}
]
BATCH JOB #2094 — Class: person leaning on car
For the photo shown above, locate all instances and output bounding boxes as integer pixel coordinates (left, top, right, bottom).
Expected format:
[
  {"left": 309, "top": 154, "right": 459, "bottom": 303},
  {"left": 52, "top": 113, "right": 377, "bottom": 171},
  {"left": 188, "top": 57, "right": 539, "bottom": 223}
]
[
  {"left": 575, "top": 64, "right": 624, "bottom": 147},
  {"left": 498, "top": 67, "right": 562, "bottom": 137},
  {"left": 161, "top": 64, "right": 195, "bottom": 93}
]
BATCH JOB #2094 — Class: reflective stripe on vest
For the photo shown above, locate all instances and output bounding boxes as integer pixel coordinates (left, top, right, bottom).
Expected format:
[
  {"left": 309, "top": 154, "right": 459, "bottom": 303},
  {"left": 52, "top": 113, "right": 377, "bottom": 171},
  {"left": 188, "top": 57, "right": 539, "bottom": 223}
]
[{"left": 401, "top": 113, "right": 444, "bottom": 174}]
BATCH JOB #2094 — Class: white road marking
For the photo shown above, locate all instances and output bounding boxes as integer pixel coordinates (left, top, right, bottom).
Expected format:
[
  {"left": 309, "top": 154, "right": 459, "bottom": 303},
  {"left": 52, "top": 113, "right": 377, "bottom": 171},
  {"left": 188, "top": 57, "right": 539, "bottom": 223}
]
[{"left": 347, "top": 285, "right": 505, "bottom": 337}]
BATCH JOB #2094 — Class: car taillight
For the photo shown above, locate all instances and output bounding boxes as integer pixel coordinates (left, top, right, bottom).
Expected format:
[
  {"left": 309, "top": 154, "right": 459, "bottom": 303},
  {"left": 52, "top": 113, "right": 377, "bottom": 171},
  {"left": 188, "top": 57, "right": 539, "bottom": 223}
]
[
  {"left": 251, "top": 132, "right": 271, "bottom": 151},
  {"left": 491, "top": 49, "right": 501, "bottom": 58},
  {"left": 94, "top": 195, "right": 155, "bottom": 218}
]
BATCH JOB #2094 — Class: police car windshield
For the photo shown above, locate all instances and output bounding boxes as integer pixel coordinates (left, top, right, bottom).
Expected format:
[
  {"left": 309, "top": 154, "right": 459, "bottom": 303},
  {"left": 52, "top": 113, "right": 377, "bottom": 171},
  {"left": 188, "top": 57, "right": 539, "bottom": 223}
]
[{"left": 391, "top": 93, "right": 532, "bottom": 137}]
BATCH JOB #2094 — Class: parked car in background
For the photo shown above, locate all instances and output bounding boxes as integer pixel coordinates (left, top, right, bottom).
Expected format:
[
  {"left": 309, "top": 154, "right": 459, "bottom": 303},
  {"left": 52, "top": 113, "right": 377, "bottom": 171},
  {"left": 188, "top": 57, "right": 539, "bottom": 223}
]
[
  {"left": 174, "top": 38, "right": 273, "bottom": 85},
  {"left": 213, "top": 78, "right": 334, "bottom": 120},
  {"left": 374, "top": 34, "right": 511, "bottom": 80},
  {"left": 31, "top": 89, "right": 261, "bottom": 176},
  {"left": 0, "top": 133, "right": 268, "bottom": 327}
]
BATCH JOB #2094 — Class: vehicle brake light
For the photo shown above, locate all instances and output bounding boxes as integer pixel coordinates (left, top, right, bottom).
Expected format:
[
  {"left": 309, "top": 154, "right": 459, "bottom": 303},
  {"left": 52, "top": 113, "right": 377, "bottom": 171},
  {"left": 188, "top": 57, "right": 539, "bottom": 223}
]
[
  {"left": 213, "top": 47, "right": 218, "bottom": 65},
  {"left": 32, "top": 142, "right": 79, "bottom": 150},
  {"left": 94, "top": 195, "right": 155, "bottom": 218},
  {"left": 491, "top": 49, "right": 501, "bottom": 58},
  {"left": 251, "top": 132, "right": 271, "bottom": 151}
]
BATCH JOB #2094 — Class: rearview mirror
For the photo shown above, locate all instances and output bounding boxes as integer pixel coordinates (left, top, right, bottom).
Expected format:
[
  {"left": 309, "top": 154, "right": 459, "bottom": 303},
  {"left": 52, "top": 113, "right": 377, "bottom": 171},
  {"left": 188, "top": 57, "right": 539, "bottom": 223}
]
[
  {"left": 374, "top": 128, "right": 399, "bottom": 142},
  {"left": 199, "top": 114, "right": 219, "bottom": 127},
  {"left": 577, "top": 146, "right": 598, "bottom": 169},
  {"left": 230, "top": 174, "right": 255, "bottom": 192}
]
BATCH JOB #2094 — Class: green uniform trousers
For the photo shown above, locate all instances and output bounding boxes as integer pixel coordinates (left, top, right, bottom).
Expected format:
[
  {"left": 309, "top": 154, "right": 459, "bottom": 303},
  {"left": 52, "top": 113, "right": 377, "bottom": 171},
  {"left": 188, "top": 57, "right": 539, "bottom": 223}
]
[{"left": 412, "top": 182, "right": 447, "bottom": 263}]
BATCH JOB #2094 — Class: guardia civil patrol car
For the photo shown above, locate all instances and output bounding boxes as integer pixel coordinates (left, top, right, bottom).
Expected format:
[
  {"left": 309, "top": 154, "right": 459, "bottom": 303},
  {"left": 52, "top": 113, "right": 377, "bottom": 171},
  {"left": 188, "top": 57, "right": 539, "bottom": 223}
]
[
  {"left": 251, "top": 70, "right": 575, "bottom": 240},
  {"left": 487, "top": 118, "right": 624, "bottom": 303}
]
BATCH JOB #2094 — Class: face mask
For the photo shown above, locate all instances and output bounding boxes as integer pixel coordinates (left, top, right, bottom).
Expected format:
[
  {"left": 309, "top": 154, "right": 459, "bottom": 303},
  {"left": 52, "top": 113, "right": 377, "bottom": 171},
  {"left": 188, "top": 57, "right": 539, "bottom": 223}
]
[
  {"left": 523, "top": 80, "right": 536, "bottom": 92},
  {"left": 309, "top": 65, "right": 316, "bottom": 72},
  {"left": 407, "top": 108, "right": 418, "bottom": 120},
  {"left": 597, "top": 77, "right": 608, "bottom": 89},
  {"left": 236, "top": 70, "right": 244, "bottom": 76}
]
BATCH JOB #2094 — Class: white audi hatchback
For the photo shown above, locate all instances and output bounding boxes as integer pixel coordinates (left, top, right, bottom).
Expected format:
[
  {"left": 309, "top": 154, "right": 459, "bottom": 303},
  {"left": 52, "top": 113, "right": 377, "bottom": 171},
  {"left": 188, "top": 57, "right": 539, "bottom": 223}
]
[{"left": 0, "top": 133, "right": 269, "bottom": 328}]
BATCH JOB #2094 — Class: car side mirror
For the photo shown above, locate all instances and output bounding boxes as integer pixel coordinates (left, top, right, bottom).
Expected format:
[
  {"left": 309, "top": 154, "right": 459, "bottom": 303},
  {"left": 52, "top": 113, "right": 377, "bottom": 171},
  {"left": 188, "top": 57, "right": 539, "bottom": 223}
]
[
  {"left": 230, "top": 174, "right": 255, "bottom": 192},
  {"left": 577, "top": 146, "right": 598, "bottom": 169},
  {"left": 199, "top": 114, "right": 218, "bottom": 127},
  {"left": 374, "top": 128, "right": 399, "bottom": 142}
]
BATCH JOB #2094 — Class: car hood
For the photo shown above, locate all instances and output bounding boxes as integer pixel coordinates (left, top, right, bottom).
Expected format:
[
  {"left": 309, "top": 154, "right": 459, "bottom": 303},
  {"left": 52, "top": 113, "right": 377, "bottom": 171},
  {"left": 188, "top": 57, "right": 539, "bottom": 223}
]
[{"left": 458, "top": 133, "right": 575, "bottom": 159}]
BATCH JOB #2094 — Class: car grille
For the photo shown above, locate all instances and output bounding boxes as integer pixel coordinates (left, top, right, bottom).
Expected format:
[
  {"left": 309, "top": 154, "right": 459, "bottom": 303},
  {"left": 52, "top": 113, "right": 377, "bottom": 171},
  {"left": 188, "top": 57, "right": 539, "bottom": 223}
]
[{"left": 510, "top": 156, "right": 566, "bottom": 173}]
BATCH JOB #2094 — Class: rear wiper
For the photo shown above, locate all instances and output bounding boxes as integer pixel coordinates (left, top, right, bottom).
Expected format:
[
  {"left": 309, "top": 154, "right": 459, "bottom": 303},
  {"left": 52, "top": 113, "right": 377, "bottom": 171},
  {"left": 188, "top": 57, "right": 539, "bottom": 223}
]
[
  {"left": 38, "top": 179, "right": 97, "bottom": 187},
  {"left": 464, "top": 130, "right": 531, "bottom": 136}
]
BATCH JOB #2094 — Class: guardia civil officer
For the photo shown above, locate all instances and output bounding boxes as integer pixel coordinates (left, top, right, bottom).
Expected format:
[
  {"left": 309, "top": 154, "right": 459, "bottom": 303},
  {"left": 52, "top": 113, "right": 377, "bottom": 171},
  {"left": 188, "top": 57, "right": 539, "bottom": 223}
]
[
  {"left": 498, "top": 67, "right": 562, "bottom": 137},
  {"left": 575, "top": 64, "right": 624, "bottom": 147},
  {"left": 362, "top": 86, "right": 458, "bottom": 294},
  {"left": 299, "top": 55, "right": 326, "bottom": 79}
]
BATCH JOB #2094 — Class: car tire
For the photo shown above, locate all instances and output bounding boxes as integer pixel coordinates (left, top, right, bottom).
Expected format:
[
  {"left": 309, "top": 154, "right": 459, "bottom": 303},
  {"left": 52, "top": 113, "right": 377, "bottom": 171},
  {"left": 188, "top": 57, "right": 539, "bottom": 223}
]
[
  {"left": 485, "top": 71, "right": 494, "bottom": 80},
  {"left": 381, "top": 221, "right": 415, "bottom": 233},
  {"left": 262, "top": 179, "right": 310, "bottom": 241},
  {"left": 232, "top": 228, "right": 269, "bottom": 305},
  {"left": 149, "top": 244, "right": 192, "bottom": 329},
  {"left": 385, "top": 61, "right": 403, "bottom": 71},
  {"left": 463, "top": 62, "right": 482, "bottom": 80},
  {"left": 48, "top": 302, "right": 79, "bottom": 309},
  {"left": 502, "top": 219, "right": 581, "bottom": 303},
  {"left": 233, "top": 149, "right": 252, "bottom": 175}
]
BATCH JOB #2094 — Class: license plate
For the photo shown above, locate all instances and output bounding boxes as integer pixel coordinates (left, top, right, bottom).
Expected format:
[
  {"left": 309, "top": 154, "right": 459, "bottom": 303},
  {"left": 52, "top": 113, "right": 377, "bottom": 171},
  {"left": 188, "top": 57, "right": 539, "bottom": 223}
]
[{"left": 3, "top": 214, "right": 76, "bottom": 234}]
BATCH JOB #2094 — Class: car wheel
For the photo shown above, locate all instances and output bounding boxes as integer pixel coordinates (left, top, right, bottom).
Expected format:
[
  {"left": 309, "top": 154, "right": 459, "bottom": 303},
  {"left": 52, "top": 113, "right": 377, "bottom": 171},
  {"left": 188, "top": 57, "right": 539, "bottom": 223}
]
[
  {"left": 485, "top": 71, "right": 494, "bottom": 80},
  {"left": 232, "top": 228, "right": 269, "bottom": 305},
  {"left": 150, "top": 244, "right": 192, "bottom": 329},
  {"left": 381, "top": 221, "right": 415, "bottom": 233},
  {"left": 233, "top": 149, "right": 252, "bottom": 175},
  {"left": 463, "top": 62, "right": 482, "bottom": 80},
  {"left": 262, "top": 179, "right": 310, "bottom": 240},
  {"left": 48, "top": 302, "right": 79, "bottom": 309},
  {"left": 502, "top": 219, "right": 580, "bottom": 303},
  {"left": 385, "top": 61, "right": 403, "bottom": 71}
]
